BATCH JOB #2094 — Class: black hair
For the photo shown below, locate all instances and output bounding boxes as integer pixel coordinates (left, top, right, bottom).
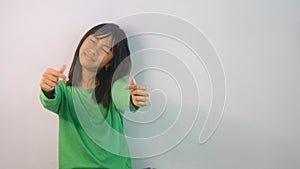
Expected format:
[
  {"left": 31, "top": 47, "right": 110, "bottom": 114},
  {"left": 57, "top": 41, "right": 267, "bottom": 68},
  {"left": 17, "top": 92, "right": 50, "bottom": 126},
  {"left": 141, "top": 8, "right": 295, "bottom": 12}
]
[{"left": 67, "top": 23, "right": 131, "bottom": 108}]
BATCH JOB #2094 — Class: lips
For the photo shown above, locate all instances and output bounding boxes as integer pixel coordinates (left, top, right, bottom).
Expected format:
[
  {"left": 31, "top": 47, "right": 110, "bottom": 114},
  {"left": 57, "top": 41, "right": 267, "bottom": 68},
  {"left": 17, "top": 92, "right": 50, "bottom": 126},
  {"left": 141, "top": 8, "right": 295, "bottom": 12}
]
[{"left": 83, "top": 52, "right": 95, "bottom": 61}]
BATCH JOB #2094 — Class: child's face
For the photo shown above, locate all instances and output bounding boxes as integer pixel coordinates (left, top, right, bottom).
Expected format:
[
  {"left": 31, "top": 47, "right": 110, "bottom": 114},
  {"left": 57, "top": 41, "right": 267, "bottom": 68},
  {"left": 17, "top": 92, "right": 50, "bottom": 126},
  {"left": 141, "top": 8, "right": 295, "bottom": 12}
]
[{"left": 79, "top": 34, "right": 113, "bottom": 72}]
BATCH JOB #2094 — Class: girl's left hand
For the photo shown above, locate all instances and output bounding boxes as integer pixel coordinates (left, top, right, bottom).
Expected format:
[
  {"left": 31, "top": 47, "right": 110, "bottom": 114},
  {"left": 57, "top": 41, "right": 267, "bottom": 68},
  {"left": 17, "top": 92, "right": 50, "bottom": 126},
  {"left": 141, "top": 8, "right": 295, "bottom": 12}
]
[{"left": 124, "top": 76, "right": 149, "bottom": 107}]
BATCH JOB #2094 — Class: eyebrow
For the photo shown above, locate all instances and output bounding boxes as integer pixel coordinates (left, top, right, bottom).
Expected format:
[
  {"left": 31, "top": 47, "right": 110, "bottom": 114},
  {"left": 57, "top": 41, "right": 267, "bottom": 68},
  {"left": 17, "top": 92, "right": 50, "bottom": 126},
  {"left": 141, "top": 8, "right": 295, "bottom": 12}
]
[
  {"left": 92, "top": 35, "right": 112, "bottom": 49},
  {"left": 94, "top": 33, "right": 111, "bottom": 39},
  {"left": 94, "top": 34, "right": 111, "bottom": 41}
]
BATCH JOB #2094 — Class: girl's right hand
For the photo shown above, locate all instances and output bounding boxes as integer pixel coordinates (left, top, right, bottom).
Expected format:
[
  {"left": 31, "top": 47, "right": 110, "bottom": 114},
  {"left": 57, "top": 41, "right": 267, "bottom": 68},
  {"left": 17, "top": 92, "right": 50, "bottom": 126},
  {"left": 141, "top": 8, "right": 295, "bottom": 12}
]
[{"left": 40, "top": 64, "right": 69, "bottom": 92}]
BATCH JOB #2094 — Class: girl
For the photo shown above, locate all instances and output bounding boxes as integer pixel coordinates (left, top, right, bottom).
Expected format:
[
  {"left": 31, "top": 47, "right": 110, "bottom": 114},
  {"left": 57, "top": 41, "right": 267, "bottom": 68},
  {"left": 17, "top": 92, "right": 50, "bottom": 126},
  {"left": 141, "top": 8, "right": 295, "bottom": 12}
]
[{"left": 40, "top": 23, "right": 149, "bottom": 169}]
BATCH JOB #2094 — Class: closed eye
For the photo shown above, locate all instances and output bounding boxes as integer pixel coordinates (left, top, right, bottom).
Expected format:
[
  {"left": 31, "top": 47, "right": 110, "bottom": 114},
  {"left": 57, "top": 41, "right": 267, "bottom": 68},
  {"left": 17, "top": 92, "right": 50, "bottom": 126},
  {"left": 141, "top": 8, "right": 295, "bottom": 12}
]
[
  {"left": 89, "top": 38, "right": 97, "bottom": 43},
  {"left": 102, "top": 48, "right": 111, "bottom": 54},
  {"left": 102, "top": 46, "right": 112, "bottom": 54}
]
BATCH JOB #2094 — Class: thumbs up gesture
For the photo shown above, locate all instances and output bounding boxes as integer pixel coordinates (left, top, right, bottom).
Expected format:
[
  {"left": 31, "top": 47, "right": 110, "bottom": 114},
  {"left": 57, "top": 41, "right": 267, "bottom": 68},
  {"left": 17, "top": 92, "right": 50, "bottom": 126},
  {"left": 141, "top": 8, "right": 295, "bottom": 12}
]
[
  {"left": 40, "top": 64, "right": 69, "bottom": 92},
  {"left": 124, "top": 76, "right": 149, "bottom": 107}
]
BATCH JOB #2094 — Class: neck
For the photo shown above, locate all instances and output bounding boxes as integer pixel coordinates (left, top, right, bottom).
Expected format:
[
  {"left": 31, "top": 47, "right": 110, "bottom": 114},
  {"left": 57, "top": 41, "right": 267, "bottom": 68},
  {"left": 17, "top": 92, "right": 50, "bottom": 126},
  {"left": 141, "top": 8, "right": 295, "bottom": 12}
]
[{"left": 81, "top": 67, "right": 98, "bottom": 89}]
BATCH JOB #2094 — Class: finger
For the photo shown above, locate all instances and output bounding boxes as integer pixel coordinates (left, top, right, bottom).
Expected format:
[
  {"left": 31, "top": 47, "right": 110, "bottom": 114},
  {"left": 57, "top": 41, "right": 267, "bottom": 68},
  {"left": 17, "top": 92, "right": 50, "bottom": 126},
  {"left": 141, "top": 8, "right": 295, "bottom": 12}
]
[
  {"left": 131, "top": 89, "right": 150, "bottom": 97},
  {"left": 132, "top": 95, "right": 148, "bottom": 102},
  {"left": 58, "top": 64, "right": 66, "bottom": 73},
  {"left": 124, "top": 76, "right": 137, "bottom": 89},
  {"left": 58, "top": 73, "right": 68, "bottom": 81},
  {"left": 129, "top": 76, "right": 137, "bottom": 85},
  {"left": 124, "top": 85, "right": 148, "bottom": 91},
  {"left": 40, "top": 82, "right": 54, "bottom": 92},
  {"left": 131, "top": 89, "right": 149, "bottom": 97},
  {"left": 135, "top": 85, "right": 148, "bottom": 90},
  {"left": 43, "top": 78, "right": 57, "bottom": 88},
  {"left": 48, "top": 68, "right": 68, "bottom": 81},
  {"left": 124, "top": 85, "right": 137, "bottom": 90},
  {"left": 47, "top": 65, "right": 69, "bottom": 81},
  {"left": 47, "top": 68, "right": 61, "bottom": 77},
  {"left": 57, "top": 64, "right": 69, "bottom": 81},
  {"left": 134, "top": 101, "right": 147, "bottom": 107},
  {"left": 43, "top": 73, "right": 59, "bottom": 83}
]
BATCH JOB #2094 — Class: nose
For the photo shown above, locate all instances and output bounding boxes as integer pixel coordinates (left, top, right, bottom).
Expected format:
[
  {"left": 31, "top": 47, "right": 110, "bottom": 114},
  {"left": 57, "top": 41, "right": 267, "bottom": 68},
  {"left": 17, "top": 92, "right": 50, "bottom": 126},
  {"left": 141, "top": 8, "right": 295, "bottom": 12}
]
[{"left": 87, "top": 48, "right": 97, "bottom": 57}]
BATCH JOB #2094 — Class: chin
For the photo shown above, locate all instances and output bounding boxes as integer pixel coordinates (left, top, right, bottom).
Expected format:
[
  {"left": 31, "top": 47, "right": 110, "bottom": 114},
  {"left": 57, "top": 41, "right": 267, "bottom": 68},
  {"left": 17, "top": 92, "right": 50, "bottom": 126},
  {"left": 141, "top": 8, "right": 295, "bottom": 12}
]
[{"left": 79, "top": 60, "right": 97, "bottom": 72}]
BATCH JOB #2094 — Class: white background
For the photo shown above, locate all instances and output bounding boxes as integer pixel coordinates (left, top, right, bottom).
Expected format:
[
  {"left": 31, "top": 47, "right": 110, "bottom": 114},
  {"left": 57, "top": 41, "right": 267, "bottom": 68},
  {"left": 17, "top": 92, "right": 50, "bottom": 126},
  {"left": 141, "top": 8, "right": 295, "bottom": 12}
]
[{"left": 0, "top": 0, "right": 299, "bottom": 169}]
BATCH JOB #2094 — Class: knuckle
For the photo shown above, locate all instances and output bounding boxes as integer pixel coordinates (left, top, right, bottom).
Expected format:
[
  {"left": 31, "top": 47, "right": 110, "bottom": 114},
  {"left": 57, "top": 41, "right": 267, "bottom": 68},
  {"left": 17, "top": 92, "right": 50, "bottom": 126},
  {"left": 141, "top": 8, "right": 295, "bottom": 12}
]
[
  {"left": 42, "top": 73, "right": 48, "bottom": 78},
  {"left": 46, "top": 68, "right": 53, "bottom": 73}
]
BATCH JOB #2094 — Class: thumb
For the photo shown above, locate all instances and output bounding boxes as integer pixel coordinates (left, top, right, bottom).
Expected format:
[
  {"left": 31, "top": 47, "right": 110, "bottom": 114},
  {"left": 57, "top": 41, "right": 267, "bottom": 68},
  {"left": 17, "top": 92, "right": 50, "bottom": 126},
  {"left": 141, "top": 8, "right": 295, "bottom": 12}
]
[
  {"left": 58, "top": 64, "right": 69, "bottom": 81},
  {"left": 58, "top": 64, "right": 67, "bottom": 73},
  {"left": 129, "top": 76, "right": 136, "bottom": 85}
]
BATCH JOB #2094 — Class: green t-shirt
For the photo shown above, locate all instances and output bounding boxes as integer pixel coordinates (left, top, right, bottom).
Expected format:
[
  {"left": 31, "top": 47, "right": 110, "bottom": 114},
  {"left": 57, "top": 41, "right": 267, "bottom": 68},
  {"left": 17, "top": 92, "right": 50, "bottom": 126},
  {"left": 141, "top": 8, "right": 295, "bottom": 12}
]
[{"left": 40, "top": 79, "right": 137, "bottom": 169}]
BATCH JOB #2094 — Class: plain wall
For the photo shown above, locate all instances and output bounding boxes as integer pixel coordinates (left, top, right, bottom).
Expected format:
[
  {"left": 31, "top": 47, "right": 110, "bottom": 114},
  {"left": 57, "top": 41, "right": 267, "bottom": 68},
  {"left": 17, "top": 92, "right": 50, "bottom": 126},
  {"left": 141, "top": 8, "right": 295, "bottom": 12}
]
[{"left": 0, "top": 0, "right": 299, "bottom": 169}]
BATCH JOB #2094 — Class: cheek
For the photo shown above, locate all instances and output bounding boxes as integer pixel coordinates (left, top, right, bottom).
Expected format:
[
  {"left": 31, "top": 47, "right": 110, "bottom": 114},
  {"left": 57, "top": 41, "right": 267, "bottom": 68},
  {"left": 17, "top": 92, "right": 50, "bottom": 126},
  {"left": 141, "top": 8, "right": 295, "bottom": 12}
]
[
  {"left": 79, "top": 40, "right": 93, "bottom": 53},
  {"left": 105, "top": 54, "right": 114, "bottom": 63},
  {"left": 79, "top": 45, "right": 87, "bottom": 58},
  {"left": 99, "top": 54, "right": 113, "bottom": 65}
]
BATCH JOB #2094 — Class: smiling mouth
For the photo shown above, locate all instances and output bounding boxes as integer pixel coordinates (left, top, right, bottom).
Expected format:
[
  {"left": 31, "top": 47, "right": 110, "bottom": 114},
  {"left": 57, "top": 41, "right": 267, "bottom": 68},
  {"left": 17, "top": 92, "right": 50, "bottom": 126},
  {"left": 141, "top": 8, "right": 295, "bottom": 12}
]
[{"left": 83, "top": 52, "right": 95, "bottom": 61}]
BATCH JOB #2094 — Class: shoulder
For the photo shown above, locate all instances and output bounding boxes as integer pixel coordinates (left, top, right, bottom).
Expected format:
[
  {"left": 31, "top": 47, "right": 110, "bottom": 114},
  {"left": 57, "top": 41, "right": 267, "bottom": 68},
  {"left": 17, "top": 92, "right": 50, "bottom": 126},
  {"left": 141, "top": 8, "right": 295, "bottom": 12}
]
[
  {"left": 112, "top": 78, "right": 127, "bottom": 86},
  {"left": 112, "top": 78, "right": 129, "bottom": 94}
]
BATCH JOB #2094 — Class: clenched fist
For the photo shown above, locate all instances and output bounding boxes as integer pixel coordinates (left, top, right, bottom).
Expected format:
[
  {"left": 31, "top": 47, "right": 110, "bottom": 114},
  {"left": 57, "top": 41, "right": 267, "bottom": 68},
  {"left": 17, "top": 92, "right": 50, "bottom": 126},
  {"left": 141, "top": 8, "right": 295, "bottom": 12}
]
[
  {"left": 124, "top": 76, "right": 150, "bottom": 107},
  {"left": 40, "top": 64, "right": 69, "bottom": 92}
]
